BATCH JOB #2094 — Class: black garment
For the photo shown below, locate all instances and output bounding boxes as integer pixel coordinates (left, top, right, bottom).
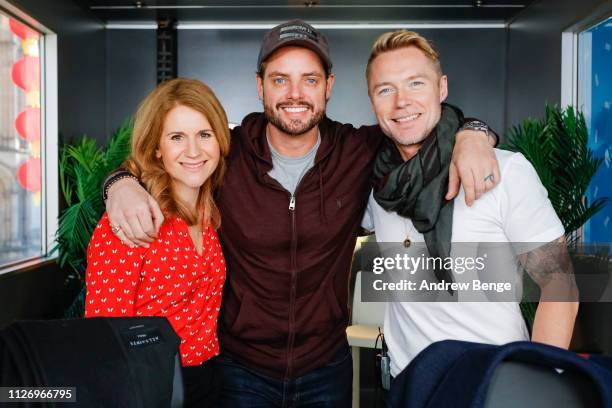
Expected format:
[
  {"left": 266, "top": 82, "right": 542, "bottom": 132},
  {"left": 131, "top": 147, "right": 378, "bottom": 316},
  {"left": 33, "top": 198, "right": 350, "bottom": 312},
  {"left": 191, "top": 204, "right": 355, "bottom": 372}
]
[
  {"left": 373, "top": 104, "right": 463, "bottom": 289},
  {"left": 0, "top": 317, "right": 180, "bottom": 408},
  {"left": 182, "top": 358, "right": 219, "bottom": 407}
]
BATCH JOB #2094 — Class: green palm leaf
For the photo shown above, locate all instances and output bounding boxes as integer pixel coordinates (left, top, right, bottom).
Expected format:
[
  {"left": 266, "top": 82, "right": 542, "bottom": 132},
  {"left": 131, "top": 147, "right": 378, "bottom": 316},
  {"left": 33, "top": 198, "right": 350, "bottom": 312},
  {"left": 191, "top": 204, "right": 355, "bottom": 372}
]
[
  {"left": 54, "top": 122, "right": 133, "bottom": 316},
  {"left": 503, "top": 104, "right": 608, "bottom": 238},
  {"left": 502, "top": 104, "right": 609, "bottom": 328}
]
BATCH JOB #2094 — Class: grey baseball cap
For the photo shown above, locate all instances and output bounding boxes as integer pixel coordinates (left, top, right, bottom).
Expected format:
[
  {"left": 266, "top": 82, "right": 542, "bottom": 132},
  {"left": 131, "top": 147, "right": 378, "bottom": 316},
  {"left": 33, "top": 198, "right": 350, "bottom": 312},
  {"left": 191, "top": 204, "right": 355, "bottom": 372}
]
[{"left": 257, "top": 19, "right": 332, "bottom": 72}]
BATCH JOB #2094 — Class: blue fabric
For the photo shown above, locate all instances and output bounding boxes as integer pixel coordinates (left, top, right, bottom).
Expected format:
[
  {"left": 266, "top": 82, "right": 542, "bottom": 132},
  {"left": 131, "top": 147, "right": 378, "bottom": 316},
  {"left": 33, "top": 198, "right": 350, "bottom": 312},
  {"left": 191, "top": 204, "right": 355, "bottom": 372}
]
[
  {"left": 389, "top": 340, "right": 612, "bottom": 408},
  {"left": 215, "top": 342, "right": 352, "bottom": 407}
]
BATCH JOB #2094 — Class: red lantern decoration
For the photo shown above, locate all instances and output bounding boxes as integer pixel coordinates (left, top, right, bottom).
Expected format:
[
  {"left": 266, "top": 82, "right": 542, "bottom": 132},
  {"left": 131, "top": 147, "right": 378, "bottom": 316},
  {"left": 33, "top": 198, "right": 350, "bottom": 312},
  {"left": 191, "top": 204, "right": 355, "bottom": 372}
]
[
  {"left": 9, "top": 18, "right": 39, "bottom": 40},
  {"left": 15, "top": 108, "right": 41, "bottom": 142},
  {"left": 11, "top": 57, "right": 40, "bottom": 91},
  {"left": 17, "top": 158, "right": 41, "bottom": 193}
]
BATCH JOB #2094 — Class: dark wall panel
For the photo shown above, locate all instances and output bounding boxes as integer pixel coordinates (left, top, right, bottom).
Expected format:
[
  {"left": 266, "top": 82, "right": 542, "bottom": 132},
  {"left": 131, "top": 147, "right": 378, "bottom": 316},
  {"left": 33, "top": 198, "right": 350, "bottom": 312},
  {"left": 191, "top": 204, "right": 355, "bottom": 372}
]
[
  {"left": 177, "top": 28, "right": 506, "bottom": 131},
  {"left": 178, "top": 29, "right": 261, "bottom": 125},
  {"left": 0, "top": 261, "right": 67, "bottom": 328},
  {"left": 505, "top": 0, "right": 609, "bottom": 130},
  {"left": 105, "top": 29, "right": 156, "bottom": 138}
]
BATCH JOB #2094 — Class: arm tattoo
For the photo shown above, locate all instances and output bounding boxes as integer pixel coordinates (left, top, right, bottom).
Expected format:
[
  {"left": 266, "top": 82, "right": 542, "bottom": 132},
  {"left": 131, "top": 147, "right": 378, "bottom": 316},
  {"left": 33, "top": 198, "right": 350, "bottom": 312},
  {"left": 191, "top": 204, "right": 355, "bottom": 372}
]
[{"left": 519, "top": 239, "right": 578, "bottom": 300}]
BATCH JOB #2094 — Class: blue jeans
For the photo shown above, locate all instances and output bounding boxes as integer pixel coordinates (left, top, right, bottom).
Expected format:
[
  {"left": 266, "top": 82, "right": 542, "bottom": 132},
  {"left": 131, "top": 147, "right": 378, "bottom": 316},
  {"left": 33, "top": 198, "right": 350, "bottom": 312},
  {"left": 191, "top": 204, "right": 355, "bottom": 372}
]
[{"left": 215, "top": 343, "right": 352, "bottom": 408}]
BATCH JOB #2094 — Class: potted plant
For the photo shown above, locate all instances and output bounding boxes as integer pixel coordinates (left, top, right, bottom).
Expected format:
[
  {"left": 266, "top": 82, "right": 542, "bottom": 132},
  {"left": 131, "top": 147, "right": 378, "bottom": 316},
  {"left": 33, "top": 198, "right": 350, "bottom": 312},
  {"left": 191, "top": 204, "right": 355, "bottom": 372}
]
[
  {"left": 502, "top": 105, "right": 609, "bottom": 349},
  {"left": 504, "top": 105, "right": 607, "bottom": 244},
  {"left": 54, "top": 122, "right": 132, "bottom": 317}
]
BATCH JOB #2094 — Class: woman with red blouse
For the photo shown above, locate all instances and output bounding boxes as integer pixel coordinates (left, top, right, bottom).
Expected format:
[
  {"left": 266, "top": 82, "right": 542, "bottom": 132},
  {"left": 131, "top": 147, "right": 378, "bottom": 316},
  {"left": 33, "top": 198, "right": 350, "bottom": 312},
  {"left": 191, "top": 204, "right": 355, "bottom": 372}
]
[{"left": 85, "top": 78, "right": 230, "bottom": 406}]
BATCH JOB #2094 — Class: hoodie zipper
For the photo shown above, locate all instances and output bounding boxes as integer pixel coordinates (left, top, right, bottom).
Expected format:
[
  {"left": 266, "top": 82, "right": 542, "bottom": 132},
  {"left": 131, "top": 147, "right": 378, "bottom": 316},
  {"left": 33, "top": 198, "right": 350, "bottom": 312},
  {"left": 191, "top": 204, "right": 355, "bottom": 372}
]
[
  {"left": 285, "top": 192, "right": 298, "bottom": 380},
  {"left": 289, "top": 195, "right": 296, "bottom": 211},
  {"left": 258, "top": 160, "right": 320, "bottom": 380},
  {"left": 284, "top": 164, "right": 316, "bottom": 381},
  {"left": 256, "top": 176, "right": 303, "bottom": 381}
]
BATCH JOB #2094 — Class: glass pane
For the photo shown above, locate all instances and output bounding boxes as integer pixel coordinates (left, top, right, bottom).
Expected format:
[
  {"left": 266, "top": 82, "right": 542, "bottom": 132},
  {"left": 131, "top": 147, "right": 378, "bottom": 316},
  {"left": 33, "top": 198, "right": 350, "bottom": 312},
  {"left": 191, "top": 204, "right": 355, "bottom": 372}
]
[
  {"left": 0, "top": 12, "right": 43, "bottom": 267},
  {"left": 578, "top": 17, "right": 612, "bottom": 243}
]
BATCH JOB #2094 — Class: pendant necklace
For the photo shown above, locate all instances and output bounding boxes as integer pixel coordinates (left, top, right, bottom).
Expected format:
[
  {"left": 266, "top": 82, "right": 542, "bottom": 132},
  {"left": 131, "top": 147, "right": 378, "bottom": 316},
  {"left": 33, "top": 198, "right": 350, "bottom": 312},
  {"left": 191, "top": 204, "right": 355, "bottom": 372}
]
[{"left": 403, "top": 218, "right": 412, "bottom": 248}]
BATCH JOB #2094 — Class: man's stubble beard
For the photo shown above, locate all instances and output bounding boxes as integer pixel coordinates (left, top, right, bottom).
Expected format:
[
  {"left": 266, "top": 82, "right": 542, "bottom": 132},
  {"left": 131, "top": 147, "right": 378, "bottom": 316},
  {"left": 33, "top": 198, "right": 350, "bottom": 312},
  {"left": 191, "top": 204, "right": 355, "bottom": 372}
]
[
  {"left": 392, "top": 132, "right": 430, "bottom": 149},
  {"left": 389, "top": 111, "right": 442, "bottom": 151},
  {"left": 263, "top": 100, "right": 326, "bottom": 136}
]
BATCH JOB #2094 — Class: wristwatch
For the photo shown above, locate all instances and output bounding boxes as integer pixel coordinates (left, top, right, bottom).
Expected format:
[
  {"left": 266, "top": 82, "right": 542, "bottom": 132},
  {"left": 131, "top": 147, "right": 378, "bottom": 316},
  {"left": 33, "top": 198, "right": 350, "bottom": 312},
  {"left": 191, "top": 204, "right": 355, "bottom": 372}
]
[{"left": 459, "top": 120, "right": 489, "bottom": 137}]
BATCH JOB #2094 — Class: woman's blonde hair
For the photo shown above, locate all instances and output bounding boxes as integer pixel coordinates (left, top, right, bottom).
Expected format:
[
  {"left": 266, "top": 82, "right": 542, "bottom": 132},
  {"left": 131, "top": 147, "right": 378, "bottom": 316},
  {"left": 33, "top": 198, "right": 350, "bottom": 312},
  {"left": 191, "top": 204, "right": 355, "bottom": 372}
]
[{"left": 124, "top": 78, "right": 230, "bottom": 229}]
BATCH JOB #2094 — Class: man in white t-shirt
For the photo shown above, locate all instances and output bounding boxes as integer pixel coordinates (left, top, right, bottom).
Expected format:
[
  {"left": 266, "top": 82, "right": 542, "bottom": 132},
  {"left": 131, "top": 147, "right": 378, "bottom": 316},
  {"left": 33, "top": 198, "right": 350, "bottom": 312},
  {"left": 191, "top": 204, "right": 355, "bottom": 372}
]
[{"left": 361, "top": 30, "right": 579, "bottom": 379}]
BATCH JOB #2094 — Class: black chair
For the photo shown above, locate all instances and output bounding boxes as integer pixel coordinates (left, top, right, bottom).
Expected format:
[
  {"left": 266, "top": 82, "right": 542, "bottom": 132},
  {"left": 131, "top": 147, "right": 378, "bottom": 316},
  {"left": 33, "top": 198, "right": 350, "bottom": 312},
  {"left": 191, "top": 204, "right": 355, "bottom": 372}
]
[
  {"left": 0, "top": 316, "right": 183, "bottom": 407},
  {"left": 484, "top": 360, "right": 600, "bottom": 408}
]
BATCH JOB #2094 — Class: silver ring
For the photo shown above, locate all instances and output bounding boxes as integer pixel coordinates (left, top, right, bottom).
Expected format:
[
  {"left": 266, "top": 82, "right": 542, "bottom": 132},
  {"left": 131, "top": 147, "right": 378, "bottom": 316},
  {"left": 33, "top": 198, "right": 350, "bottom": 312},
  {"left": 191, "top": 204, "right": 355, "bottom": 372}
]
[
  {"left": 111, "top": 225, "right": 122, "bottom": 235},
  {"left": 484, "top": 173, "right": 494, "bottom": 183}
]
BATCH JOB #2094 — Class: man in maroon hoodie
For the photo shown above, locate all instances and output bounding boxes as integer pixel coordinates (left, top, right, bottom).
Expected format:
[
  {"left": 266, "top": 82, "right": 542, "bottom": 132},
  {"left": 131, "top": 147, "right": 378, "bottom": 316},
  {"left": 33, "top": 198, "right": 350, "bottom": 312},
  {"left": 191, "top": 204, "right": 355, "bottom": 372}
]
[{"left": 103, "top": 20, "right": 499, "bottom": 407}]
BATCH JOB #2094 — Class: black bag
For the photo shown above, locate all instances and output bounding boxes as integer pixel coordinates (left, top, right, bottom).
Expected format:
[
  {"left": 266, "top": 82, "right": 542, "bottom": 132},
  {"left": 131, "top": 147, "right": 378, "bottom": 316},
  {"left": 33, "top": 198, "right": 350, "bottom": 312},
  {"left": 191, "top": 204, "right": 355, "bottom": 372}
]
[{"left": 0, "top": 316, "right": 182, "bottom": 407}]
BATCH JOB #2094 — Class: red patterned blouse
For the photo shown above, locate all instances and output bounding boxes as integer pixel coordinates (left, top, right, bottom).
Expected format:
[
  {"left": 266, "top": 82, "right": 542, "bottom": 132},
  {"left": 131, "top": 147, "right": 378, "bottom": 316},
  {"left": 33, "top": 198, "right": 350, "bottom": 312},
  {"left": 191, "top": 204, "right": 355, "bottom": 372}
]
[{"left": 85, "top": 213, "right": 226, "bottom": 367}]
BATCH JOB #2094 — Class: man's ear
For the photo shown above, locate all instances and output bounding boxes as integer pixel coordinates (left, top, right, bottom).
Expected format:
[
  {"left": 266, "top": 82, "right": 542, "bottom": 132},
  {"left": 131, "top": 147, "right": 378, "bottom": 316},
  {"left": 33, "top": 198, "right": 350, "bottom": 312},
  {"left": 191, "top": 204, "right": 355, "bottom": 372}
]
[
  {"left": 256, "top": 74, "right": 264, "bottom": 101},
  {"left": 325, "top": 73, "right": 336, "bottom": 101},
  {"left": 439, "top": 74, "right": 448, "bottom": 103}
]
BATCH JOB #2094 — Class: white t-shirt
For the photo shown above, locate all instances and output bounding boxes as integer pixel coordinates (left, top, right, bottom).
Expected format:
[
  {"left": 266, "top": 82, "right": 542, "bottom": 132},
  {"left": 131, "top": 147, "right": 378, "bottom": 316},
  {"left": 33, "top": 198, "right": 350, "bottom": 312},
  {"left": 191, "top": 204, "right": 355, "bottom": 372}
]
[{"left": 361, "top": 149, "right": 565, "bottom": 377}]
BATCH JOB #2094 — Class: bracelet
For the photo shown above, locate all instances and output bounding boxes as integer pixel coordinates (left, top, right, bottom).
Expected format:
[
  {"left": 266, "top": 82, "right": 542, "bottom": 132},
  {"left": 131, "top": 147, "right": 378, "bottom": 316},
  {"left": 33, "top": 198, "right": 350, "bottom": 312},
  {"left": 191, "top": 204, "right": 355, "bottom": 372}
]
[{"left": 102, "top": 171, "right": 139, "bottom": 201}]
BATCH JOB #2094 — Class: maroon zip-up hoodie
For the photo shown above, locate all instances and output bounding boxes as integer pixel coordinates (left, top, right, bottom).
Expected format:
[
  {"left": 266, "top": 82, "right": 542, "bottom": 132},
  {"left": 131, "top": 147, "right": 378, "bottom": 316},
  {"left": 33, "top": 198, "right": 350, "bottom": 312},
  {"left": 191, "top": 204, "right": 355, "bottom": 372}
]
[{"left": 216, "top": 112, "right": 383, "bottom": 379}]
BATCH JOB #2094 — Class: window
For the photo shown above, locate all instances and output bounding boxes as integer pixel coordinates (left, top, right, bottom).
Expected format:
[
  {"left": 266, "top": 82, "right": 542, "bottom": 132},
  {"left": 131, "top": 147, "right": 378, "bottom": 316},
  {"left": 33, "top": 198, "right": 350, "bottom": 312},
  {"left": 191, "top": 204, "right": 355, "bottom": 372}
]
[
  {"left": 0, "top": 4, "right": 57, "bottom": 272},
  {"left": 577, "top": 17, "right": 612, "bottom": 243}
]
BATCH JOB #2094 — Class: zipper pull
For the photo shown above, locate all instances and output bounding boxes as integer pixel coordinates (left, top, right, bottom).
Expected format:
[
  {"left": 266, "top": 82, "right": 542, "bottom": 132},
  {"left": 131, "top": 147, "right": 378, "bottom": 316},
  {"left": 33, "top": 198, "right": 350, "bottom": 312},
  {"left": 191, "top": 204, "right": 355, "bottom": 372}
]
[{"left": 289, "top": 195, "right": 296, "bottom": 211}]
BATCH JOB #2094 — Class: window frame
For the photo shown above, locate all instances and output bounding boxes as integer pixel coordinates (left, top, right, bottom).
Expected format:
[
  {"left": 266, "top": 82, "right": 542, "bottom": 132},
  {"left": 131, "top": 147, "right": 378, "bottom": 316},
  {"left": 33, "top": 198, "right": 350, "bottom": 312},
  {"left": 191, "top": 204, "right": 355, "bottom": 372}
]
[
  {"left": 0, "top": 1, "right": 58, "bottom": 275},
  {"left": 560, "top": 6, "right": 612, "bottom": 244},
  {"left": 561, "top": 6, "right": 612, "bottom": 109}
]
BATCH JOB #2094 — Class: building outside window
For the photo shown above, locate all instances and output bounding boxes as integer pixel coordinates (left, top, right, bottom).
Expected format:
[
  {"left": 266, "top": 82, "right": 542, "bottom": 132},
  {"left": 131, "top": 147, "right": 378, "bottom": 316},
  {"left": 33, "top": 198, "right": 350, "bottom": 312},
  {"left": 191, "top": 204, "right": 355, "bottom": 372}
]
[
  {"left": 0, "top": 4, "right": 57, "bottom": 272},
  {"left": 0, "top": 11, "right": 42, "bottom": 268}
]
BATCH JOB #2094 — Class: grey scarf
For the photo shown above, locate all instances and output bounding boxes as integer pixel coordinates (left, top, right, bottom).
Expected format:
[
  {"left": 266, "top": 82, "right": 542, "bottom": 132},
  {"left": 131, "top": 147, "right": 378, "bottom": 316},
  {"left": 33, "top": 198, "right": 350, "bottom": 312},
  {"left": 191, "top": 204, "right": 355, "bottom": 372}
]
[{"left": 373, "top": 104, "right": 463, "bottom": 290}]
